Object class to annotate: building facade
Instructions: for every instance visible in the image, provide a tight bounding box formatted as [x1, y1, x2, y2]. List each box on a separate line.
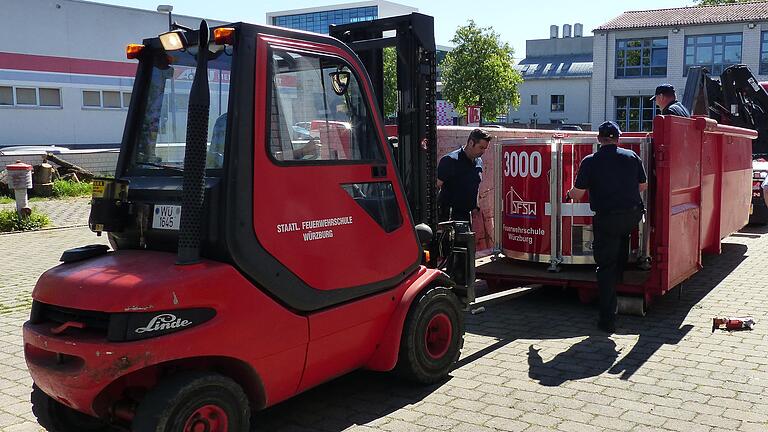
[266, 1, 417, 34]
[508, 25, 593, 129]
[591, 2, 768, 132]
[0, 0, 226, 148]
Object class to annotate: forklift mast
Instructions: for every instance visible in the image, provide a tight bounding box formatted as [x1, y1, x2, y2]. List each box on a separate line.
[683, 64, 768, 155]
[330, 13, 438, 229]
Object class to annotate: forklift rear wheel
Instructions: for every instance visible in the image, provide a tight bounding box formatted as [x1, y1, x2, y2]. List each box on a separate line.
[395, 287, 464, 384]
[31, 384, 111, 432]
[131, 373, 250, 432]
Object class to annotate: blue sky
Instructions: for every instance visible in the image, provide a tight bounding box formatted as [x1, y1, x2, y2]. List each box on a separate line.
[102, 0, 697, 59]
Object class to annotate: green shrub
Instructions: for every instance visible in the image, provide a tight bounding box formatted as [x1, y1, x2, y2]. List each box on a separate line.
[0, 209, 51, 232]
[51, 180, 92, 198]
[0, 196, 12, 204]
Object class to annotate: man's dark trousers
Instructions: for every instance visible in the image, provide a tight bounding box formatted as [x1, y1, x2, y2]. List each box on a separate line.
[592, 209, 643, 326]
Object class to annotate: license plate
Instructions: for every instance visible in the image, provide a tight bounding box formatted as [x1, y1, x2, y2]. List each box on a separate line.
[152, 205, 182, 230]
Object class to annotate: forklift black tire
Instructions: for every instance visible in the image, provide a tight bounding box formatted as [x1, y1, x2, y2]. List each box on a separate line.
[31, 384, 112, 432]
[131, 372, 250, 432]
[395, 287, 464, 384]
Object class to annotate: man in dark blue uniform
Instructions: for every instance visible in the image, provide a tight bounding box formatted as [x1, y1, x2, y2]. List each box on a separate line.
[437, 128, 491, 223]
[567, 121, 648, 333]
[651, 84, 691, 118]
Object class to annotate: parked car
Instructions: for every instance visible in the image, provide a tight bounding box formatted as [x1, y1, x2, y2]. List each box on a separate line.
[557, 125, 583, 131]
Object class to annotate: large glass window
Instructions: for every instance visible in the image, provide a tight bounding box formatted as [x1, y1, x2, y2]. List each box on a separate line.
[130, 45, 232, 172]
[551, 95, 564, 112]
[616, 96, 656, 132]
[684, 33, 742, 76]
[616, 38, 667, 78]
[268, 49, 383, 163]
[271, 6, 378, 34]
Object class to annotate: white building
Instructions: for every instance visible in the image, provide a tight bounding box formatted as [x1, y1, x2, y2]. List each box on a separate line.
[0, 0, 226, 149]
[591, 2, 768, 131]
[509, 24, 593, 129]
[266, 1, 417, 34]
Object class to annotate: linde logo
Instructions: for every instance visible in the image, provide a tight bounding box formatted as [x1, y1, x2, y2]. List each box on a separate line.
[135, 313, 192, 334]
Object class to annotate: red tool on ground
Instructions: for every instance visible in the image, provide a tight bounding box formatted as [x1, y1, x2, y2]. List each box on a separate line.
[712, 316, 756, 332]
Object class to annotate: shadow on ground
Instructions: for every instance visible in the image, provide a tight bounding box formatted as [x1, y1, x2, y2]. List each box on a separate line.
[249, 242, 747, 431]
[466, 242, 747, 384]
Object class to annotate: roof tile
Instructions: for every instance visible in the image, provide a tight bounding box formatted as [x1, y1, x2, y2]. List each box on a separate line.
[595, 1, 768, 31]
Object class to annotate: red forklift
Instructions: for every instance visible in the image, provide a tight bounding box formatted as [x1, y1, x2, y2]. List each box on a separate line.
[24, 15, 476, 431]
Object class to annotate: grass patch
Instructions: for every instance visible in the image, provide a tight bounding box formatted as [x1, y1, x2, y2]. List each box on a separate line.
[0, 196, 12, 204]
[52, 180, 92, 198]
[0, 209, 51, 232]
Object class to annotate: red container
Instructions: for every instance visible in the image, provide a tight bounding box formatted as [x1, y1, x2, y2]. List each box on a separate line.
[479, 115, 755, 306]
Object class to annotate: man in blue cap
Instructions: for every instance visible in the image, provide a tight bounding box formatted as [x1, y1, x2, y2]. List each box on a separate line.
[651, 84, 691, 118]
[567, 121, 648, 333]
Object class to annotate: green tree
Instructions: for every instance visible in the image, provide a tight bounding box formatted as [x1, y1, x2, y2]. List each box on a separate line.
[697, 0, 755, 4]
[383, 47, 397, 118]
[441, 20, 522, 122]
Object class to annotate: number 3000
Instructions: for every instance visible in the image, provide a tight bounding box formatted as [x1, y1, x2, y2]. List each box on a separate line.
[503, 151, 542, 178]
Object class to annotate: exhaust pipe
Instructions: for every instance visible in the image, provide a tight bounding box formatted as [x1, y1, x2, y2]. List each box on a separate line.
[177, 20, 210, 265]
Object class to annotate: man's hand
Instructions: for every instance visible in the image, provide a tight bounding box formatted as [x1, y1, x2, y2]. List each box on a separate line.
[567, 187, 586, 201]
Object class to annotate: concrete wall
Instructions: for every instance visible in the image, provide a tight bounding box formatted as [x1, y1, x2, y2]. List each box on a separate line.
[591, 22, 768, 126]
[526, 36, 593, 57]
[508, 77, 592, 126]
[0, 0, 226, 147]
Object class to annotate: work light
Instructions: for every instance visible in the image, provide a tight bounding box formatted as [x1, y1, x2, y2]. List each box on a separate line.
[159, 29, 188, 51]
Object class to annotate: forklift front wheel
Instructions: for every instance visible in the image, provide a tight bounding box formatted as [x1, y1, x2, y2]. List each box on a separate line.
[31, 384, 111, 432]
[395, 287, 464, 384]
[132, 372, 250, 432]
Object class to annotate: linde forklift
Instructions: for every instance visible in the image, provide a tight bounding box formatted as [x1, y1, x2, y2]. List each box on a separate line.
[683, 64, 768, 224]
[23, 14, 476, 432]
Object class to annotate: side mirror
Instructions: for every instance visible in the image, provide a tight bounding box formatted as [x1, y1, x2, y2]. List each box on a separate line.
[329, 71, 351, 96]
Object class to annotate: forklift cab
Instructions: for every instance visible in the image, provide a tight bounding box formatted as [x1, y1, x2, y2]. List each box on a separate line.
[100, 23, 424, 311]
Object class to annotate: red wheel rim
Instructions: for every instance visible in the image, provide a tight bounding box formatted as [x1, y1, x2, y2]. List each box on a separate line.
[183, 404, 229, 432]
[424, 312, 452, 359]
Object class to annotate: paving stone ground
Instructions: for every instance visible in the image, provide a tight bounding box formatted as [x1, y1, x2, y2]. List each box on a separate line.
[1, 219, 767, 431]
[0, 197, 91, 229]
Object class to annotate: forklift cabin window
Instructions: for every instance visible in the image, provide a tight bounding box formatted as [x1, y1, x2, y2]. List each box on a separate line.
[268, 49, 383, 163]
[129, 46, 232, 173]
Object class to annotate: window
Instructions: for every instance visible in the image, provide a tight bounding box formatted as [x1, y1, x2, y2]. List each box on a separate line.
[761, 32, 768, 75]
[0, 86, 12, 105]
[271, 6, 378, 33]
[530, 94, 538, 105]
[268, 49, 383, 162]
[551, 95, 564, 112]
[684, 33, 742, 76]
[83, 90, 131, 109]
[16, 88, 37, 105]
[0, 87, 61, 107]
[83, 91, 100, 107]
[103, 91, 121, 108]
[616, 96, 656, 132]
[39, 88, 61, 107]
[616, 38, 667, 78]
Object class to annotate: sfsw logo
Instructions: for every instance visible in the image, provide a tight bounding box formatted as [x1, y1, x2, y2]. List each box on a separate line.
[135, 313, 192, 334]
[506, 187, 537, 219]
